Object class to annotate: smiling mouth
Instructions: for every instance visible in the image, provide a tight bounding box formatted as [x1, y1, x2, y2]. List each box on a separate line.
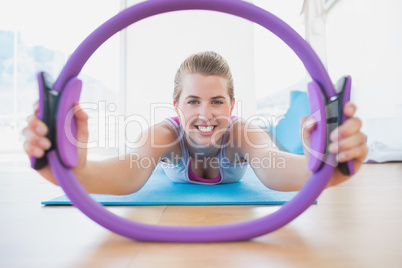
[196, 125, 216, 133]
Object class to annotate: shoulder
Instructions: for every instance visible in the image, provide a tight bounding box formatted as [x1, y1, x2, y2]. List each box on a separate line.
[149, 120, 183, 160]
[147, 120, 180, 147]
[126, 120, 181, 159]
[228, 118, 261, 142]
[230, 117, 270, 135]
[153, 120, 176, 133]
[227, 118, 275, 154]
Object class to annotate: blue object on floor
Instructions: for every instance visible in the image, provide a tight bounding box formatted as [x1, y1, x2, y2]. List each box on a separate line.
[42, 166, 316, 206]
[269, 90, 310, 154]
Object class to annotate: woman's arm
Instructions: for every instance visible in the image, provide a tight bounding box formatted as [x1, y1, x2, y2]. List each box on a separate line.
[79, 122, 177, 195]
[236, 102, 367, 192]
[23, 102, 177, 195]
[235, 121, 312, 191]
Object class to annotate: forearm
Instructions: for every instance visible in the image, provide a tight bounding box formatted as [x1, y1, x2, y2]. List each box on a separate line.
[77, 156, 151, 195]
[256, 151, 354, 191]
[75, 123, 177, 195]
[253, 151, 312, 192]
[238, 122, 315, 191]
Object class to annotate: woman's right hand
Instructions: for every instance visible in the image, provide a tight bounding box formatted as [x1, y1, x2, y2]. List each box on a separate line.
[22, 101, 89, 185]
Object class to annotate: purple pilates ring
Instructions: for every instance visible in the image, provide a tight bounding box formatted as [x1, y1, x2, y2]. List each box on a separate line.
[34, 0, 354, 242]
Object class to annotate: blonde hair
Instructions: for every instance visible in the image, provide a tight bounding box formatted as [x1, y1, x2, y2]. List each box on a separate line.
[173, 51, 234, 103]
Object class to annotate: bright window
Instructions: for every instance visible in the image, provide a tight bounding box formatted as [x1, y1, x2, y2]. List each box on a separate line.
[0, 0, 121, 156]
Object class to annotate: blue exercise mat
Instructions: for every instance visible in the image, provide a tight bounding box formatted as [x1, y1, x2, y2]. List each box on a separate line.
[42, 167, 314, 206]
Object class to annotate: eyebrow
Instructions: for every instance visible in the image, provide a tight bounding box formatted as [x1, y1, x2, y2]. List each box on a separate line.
[185, 95, 226, 100]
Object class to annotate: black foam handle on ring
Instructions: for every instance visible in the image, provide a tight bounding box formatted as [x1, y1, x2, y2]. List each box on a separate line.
[335, 76, 354, 176]
[325, 75, 354, 176]
[307, 75, 355, 176]
[31, 72, 59, 170]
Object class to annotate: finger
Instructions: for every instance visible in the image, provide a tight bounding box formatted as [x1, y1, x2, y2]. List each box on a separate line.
[300, 116, 308, 126]
[330, 117, 362, 141]
[27, 115, 49, 136]
[26, 114, 36, 125]
[23, 140, 45, 158]
[300, 116, 317, 154]
[343, 102, 356, 117]
[21, 126, 35, 139]
[300, 116, 317, 132]
[328, 132, 366, 153]
[73, 103, 89, 142]
[22, 127, 52, 150]
[73, 103, 89, 122]
[337, 143, 368, 163]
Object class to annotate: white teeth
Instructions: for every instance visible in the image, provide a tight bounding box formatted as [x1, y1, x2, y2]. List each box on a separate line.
[197, 126, 214, 133]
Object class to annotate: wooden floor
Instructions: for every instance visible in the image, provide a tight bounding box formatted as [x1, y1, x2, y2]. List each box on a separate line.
[1, 155, 401, 268]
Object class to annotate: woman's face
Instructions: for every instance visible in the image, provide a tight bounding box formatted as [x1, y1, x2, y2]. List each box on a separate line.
[174, 73, 235, 149]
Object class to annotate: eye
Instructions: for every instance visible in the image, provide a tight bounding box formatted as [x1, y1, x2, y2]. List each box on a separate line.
[187, 100, 199, 105]
[212, 100, 223, 105]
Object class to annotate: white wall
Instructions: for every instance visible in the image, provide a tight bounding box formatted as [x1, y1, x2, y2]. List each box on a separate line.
[124, 0, 256, 141]
[253, 0, 307, 98]
[327, 0, 402, 119]
[326, 0, 402, 154]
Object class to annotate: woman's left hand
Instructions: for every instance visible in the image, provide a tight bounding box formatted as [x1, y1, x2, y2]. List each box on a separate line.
[301, 102, 368, 187]
[327, 102, 368, 186]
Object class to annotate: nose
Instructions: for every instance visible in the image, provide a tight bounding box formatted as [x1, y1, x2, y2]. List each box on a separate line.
[198, 103, 213, 121]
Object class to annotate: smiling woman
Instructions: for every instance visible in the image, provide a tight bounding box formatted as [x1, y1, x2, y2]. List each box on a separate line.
[161, 52, 245, 185]
[175, 73, 234, 147]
